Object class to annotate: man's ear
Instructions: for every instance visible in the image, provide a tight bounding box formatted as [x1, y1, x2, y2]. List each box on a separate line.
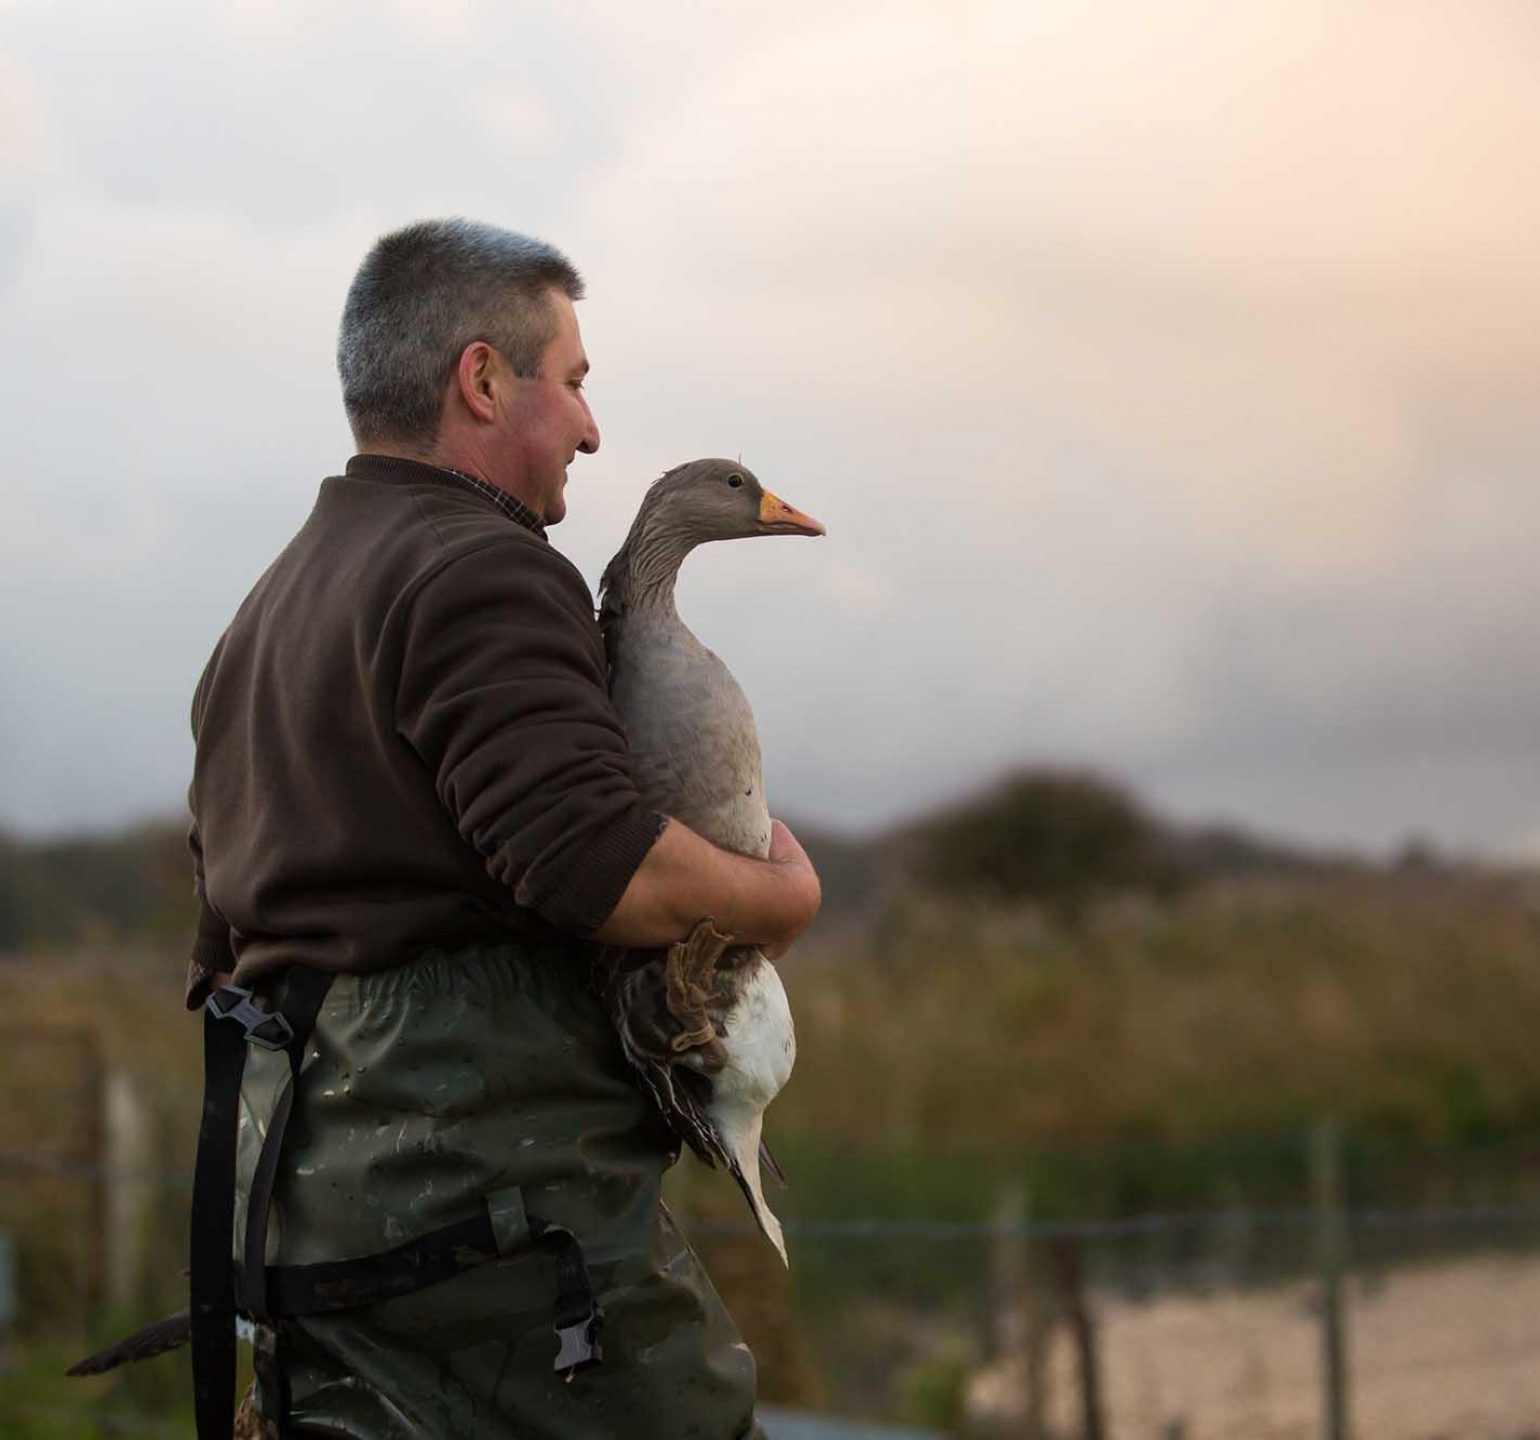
[455, 341, 500, 425]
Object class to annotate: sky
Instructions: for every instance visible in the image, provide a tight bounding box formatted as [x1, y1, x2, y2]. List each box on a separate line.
[1, 0, 1538, 858]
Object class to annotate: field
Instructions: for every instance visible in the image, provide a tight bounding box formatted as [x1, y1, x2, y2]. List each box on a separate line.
[4, 803, 1540, 1434]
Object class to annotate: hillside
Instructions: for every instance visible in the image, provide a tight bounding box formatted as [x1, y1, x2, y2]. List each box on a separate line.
[5, 769, 1536, 1185]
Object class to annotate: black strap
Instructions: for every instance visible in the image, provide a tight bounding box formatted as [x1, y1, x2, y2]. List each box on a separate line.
[250, 1324, 287, 1433]
[238, 1211, 498, 1315]
[539, 1222, 605, 1374]
[189, 994, 249, 1440]
[232, 1209, 603, 1375]
[190, 968, 332, 1440]
[241, 967, 333, 1324]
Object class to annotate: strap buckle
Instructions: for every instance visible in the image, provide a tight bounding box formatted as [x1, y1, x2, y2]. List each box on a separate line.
[533, 1220, 604, 1377]
[553, 1310, 603, 1376]
[206, 985, 294, 1052]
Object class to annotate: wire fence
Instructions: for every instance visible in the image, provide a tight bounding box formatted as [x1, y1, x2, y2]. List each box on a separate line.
[8, 1141, 1540, 1440]
[7, 1040, 1540, 1440]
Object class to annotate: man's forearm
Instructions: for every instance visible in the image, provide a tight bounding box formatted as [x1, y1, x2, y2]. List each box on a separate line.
[591, 817, 820, 951]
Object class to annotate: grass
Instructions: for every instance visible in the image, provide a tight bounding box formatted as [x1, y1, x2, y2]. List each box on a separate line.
[0, 1342, 199, 1439]
[780, 876, 1540, 1169]
[5, 870, 1540, 1424]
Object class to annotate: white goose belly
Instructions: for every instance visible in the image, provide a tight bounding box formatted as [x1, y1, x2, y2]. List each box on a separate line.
[709, 952, 797, 1113]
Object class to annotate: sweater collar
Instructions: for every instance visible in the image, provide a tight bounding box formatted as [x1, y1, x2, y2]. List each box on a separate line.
[345, 453, 547, 539]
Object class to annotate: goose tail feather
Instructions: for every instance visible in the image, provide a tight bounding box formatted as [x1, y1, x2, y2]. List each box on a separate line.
[725, 1112, 788, 1267]
[759, 1137, 787, 1189]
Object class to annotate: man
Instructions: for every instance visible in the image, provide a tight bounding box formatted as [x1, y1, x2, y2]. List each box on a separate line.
[188, 218, 819, 1438]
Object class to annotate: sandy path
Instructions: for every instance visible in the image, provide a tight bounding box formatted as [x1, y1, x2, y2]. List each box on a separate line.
[970, 1250, 1540, 1440]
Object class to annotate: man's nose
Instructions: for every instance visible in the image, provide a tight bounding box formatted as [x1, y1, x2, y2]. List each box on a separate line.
[578, 411, 600, 455]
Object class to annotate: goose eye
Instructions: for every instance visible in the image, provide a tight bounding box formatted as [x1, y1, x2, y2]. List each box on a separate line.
[727, 473, 744, 488]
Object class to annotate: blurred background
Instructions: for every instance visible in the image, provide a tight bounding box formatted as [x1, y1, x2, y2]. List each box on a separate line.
[2, 1, 1538, 1436]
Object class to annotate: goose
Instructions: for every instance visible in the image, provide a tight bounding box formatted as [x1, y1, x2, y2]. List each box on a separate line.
[593, 458, 825, 1266]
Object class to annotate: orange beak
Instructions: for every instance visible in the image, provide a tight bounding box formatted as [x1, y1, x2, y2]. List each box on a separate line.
[757, 489, 826, 536]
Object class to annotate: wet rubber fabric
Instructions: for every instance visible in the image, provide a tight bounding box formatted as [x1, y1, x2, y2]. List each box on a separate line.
[235, 939, 761, 1439]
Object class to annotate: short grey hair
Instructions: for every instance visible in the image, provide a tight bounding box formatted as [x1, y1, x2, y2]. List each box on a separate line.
[337, 218, 584, 447]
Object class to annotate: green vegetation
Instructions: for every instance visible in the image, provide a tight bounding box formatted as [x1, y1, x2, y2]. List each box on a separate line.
[0, 822, 193, 952]
[3, 770, 1539, 1430]
[906, 770, 1193, 918]
[778, 876, 1540, 1213]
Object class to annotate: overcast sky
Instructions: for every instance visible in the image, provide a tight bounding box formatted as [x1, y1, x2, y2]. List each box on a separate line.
[2, 0, 1537, 858]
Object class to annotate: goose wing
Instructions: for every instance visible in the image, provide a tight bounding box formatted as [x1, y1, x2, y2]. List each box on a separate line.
[592, 925, 736, 1170]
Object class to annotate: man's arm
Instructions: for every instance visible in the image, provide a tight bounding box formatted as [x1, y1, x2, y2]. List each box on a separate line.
[394, 537, 818, 949]
[594, 818, 820, 956]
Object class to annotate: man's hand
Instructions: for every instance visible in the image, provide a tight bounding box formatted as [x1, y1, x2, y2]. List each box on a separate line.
[593, 815, 820, 953]
[760, 819, 819, 959]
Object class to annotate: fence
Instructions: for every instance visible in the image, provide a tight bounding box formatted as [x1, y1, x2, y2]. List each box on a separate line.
[8, 1132, 1540, 1440]
[710, 1190, 1540, 1439]
[5, 1017, 1540, 1439]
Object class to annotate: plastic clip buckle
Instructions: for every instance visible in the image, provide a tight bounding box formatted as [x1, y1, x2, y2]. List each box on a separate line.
[206, 985, 294, 1052]
[553, 1311, 603, 1377]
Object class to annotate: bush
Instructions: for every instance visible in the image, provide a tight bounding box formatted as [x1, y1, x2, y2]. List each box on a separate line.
[908, 770, 1192, 918]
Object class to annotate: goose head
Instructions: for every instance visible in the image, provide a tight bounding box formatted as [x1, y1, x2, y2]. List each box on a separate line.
[601, 459, 825, 615]
[631, 458, 825, 549]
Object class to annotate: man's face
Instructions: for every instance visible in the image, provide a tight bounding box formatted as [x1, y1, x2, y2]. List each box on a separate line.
[500, 289, 600, 526]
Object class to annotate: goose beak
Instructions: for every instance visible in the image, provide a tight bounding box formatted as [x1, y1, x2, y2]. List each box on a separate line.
[757, 490, 826, 536]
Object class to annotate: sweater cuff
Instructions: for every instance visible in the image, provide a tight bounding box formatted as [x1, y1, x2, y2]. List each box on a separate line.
[185, 900, 235, 1009]
[526, 806, 668, 938]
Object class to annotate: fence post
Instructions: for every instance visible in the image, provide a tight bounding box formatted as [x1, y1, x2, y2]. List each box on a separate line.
[0, 1228, 16, 1371]
[1022, 1218, 1049, 1440]
[984, 1184, 1051, 1439]
[985, 1183, 1026, 1363]
[79, 1026, 108, 1326]
[1311, 1115, 1350, 1440]
[1050, 1233, 1107, 1440]
[104, 1068, 153, 1314]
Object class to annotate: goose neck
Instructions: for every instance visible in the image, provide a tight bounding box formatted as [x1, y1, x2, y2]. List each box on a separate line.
[617, 525, 694, 613]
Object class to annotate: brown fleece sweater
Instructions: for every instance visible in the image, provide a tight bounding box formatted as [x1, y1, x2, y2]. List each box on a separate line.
[185, 453, 664, 1007]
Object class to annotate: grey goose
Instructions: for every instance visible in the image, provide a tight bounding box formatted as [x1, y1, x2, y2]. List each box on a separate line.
[595, 458, 825, 1264]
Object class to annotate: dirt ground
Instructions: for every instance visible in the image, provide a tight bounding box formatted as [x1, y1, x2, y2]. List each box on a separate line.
[968, 1249, 1540, 1440]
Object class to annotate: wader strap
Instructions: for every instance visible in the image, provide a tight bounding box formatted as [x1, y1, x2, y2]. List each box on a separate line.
[241, 967, 333, 1325]
[237, 1211, 497, 1314]
[190, 987, 250, 1440]
[250, 1323, 287, 1433]
[540, 1222, 606, 1374]
[190, 967, 332, 1440]
[232, 1207, 604, 1376]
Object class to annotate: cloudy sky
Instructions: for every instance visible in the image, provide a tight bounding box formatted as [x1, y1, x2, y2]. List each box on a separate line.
[2, 0, 1537, 858]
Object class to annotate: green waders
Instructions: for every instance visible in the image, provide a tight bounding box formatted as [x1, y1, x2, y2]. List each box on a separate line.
[231, 939, 762, 1439]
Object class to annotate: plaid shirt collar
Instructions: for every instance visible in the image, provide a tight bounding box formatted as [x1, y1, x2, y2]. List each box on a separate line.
[436, 466, 548, 538]
[345, 454, 547, 539]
